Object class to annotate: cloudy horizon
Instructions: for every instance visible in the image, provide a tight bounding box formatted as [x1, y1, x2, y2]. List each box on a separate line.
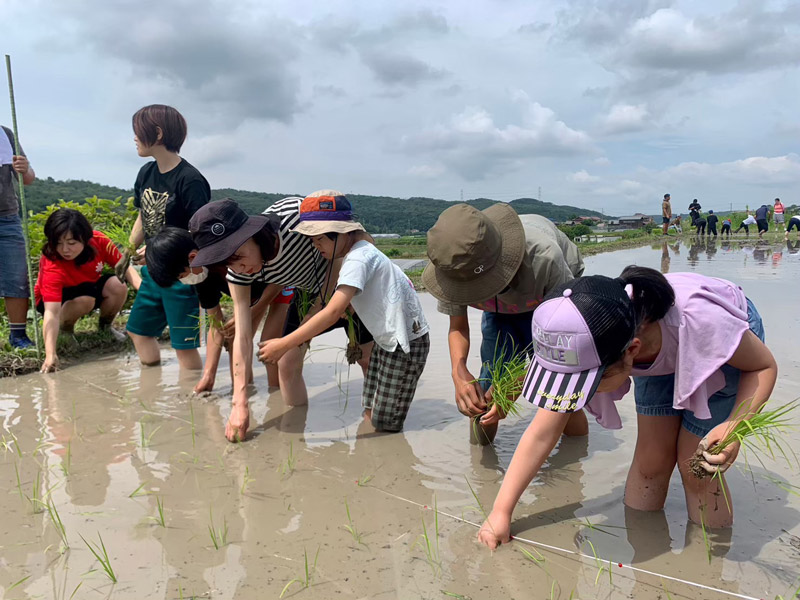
[3, 0, 799, 215]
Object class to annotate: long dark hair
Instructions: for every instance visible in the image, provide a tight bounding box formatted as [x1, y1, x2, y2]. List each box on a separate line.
[618, 265, 675, 326]
[42, 209, 95, 265]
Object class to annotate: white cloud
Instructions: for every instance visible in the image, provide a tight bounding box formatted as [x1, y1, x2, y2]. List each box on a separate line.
[401, 92, 594, 180]
[569, 170, 600, 184]
[603, 103, 651, 134]
[409, 164, 445, 178]
[593, 157, 612, 166]
[663, 154, 800, 185]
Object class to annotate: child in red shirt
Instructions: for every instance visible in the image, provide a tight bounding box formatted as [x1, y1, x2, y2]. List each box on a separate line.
[34, 208, 139, 372]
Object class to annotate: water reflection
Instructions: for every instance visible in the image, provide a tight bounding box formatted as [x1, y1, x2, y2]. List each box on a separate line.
[651, 239, 793, 273]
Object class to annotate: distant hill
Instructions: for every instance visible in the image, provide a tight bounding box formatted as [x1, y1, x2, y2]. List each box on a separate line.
[23, 177, 607, 234]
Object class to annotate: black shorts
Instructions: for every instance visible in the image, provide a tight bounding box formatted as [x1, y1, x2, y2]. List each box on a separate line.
[662, 216, 670, 224]
[757, 219, 769, 232]
[284, 291, 374, 345]
[36, 273, 114, 314]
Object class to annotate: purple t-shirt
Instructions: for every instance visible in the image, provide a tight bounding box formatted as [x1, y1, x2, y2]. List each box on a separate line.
[585, 272, 749, 429]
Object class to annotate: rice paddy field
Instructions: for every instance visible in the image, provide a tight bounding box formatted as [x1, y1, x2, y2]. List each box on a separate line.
[1, 237, 798, 599]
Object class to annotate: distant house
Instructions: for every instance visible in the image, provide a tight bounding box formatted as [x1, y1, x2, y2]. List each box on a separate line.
[372, 233, 401, 239]
[610, 213, 654, 230]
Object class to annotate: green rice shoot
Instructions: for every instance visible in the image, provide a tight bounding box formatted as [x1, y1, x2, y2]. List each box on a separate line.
[80, 533, 117, 583]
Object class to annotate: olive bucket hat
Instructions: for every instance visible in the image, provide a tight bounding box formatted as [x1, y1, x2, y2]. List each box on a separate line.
[422, 203, 526, 305]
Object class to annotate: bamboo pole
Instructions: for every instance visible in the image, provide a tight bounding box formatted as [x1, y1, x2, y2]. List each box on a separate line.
[5, 55, 42, 358]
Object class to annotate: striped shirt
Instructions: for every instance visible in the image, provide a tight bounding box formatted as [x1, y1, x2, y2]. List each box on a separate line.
[226, 197, 327, 292]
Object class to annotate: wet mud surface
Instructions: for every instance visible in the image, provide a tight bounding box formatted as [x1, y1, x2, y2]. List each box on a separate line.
[1, 238, 798, 599]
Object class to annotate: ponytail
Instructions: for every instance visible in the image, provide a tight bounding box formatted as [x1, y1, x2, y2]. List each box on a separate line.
[618, 265, 674, 325]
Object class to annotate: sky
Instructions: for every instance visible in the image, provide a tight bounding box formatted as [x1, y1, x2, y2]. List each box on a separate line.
[3, 0, 800, 216]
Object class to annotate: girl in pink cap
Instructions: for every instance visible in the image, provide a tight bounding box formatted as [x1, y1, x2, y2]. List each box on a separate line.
[478, 266, 776, 549]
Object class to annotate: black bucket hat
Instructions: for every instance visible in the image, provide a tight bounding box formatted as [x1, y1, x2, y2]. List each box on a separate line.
[188, 198, 279, 267]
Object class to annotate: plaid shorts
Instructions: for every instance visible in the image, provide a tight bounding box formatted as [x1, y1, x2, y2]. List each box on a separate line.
[362, 333, 429, 432]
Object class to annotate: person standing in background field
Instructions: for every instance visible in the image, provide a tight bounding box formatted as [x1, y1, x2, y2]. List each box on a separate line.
[0, 125, 36, 349]
[123, 105, 211, 369]
[662, 194, 672, 235]
[773, 198, 785, 232]
[755, 204, 770, 238]
[706, 210, 718, 237]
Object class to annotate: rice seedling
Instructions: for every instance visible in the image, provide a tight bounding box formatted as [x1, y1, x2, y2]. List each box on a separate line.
[7, 575, 31, 592]
[415, 496, 441, 576]
[189, 399, 196, 449]
[46, 498, 69, 550]
[660, 578, 674, 600]
[342, 498, 366, 546]
[59, 440, 72, 477]
[240, 466, 255, 495]
[479, 345, 530, 419]
[280, 546, 320, 598]
[519, 546, 546, 566]
[441, 592, 471, 599]
[208, 509, 228, 550]
[128, 481, 151, 498]
[278, 441, 297, 477]
[7, 430, 23, 457]
[699, 504, 712, 564]
[356, 472, 374, 487]
[689, 398, 799, 480]
[296, 289, 315, 323]
[29, 469, 44, 514]
[575, 517, 625, 538]
[582, 539, 606, 586]
[139, 420, 161, 449]
[150, 496, 166, 528]
[1, 432, 22, 456]
[14, 461, 24, 501]
[69, 582, 83, 600]
[80, 533, 117, 583]
[343, 310, 362, 365]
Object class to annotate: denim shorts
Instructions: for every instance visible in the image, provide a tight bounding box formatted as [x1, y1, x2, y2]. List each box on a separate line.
[0, 214, 30, 298]
[633, 298, 765, 437]
[478, 310, 534, 390]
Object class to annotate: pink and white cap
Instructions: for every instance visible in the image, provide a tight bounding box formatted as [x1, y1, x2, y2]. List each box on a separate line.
[521, 288, 605, 414]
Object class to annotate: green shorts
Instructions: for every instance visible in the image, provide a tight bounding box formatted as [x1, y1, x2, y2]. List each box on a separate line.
[126, 266, 200, 350]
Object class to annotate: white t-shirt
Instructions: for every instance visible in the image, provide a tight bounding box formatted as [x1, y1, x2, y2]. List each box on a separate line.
[742, 215, 757, 225]
[337, 241, 429, 353]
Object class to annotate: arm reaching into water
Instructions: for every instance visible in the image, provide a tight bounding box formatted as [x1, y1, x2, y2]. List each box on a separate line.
[226, 284, 253, 442]
[448, 315, 488, 417]
[478, 408, 572, 549]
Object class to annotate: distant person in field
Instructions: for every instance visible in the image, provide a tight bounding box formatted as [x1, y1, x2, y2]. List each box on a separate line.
[423, 204, 587, 445]
[688, 198, 701, 226]
[662, 193, 672, 235]
[786, 214, 800, 239]
[0, 124, 36, 349]
[144, 226, 295, 393]
[754, 203, 770, 238]
[694, 215, 706, 236]
[123, 104, 211, 369]
[721, 218, 732, 237]
[734, 212, 756, 236]
[706, 210, 718, 237]
[773, 198, 785, 232]
[260, 190, 430, 433]
[35, 209, 140, 372]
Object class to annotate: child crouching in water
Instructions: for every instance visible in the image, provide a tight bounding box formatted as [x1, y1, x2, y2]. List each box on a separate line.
[258, 190, 430, 431]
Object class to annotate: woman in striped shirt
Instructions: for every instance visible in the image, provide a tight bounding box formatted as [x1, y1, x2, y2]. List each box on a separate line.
[188, 197, 374, 442]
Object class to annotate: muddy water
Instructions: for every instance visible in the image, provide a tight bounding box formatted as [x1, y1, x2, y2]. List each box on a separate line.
[1, 238, 798, 600]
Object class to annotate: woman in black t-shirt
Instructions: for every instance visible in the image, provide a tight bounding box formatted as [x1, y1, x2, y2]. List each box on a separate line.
[124, 104, 211, 369]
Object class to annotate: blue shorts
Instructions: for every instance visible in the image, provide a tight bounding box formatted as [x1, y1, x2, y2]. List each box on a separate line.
[0, 214, 29, 298]
[479, 310, 534, 390]
[126, 266, 200, 350]
[633, 298, 765, 437]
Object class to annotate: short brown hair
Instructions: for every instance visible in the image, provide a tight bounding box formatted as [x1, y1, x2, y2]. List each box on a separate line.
[132, 104, 187, 153]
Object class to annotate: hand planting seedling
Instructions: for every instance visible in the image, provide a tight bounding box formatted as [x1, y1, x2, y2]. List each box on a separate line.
[688, 398, 799, 480]
[104, 223, 138, 281]
[343, 310, 361, 365]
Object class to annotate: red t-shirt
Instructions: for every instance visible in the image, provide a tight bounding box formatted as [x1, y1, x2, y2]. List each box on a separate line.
[34, 231, 122, 305]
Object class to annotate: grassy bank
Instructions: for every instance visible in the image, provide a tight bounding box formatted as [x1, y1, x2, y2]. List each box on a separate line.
[0, 314, 130, 377]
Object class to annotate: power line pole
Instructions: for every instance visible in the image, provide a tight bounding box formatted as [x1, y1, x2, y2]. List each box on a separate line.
[538, 186, 542, 201]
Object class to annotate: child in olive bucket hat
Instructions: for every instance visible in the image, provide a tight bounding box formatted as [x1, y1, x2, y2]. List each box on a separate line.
[259, 190, 430, 432]
[422, 203, 586, 444]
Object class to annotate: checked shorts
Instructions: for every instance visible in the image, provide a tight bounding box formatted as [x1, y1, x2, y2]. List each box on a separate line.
[362, 333, 430, 432]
